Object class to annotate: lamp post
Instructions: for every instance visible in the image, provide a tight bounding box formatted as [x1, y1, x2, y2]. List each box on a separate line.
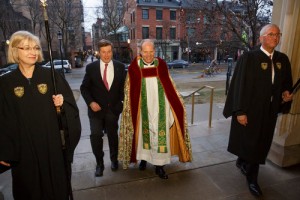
[186, 19, 191, 63]
[1, 40, 9, 64]
[178, 8, 184, 60]
[127, 38, 132, 61]
[186, 17, 200, 63]
[57, 31, 65, 78]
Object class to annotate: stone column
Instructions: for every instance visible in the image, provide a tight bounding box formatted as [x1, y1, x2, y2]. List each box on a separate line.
[268, 0, 300, 167]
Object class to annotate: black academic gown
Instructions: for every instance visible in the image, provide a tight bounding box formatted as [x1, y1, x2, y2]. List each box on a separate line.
[223, 49, 292, 164]
[0, 65, 81, 200]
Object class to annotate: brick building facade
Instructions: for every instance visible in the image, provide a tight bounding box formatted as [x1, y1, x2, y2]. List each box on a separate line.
[124, 0, 183, 61]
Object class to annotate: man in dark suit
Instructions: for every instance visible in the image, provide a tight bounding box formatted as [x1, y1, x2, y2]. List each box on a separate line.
[81, 39, 126, 177]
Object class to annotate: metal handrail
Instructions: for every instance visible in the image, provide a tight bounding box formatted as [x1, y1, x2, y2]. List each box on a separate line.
[183, 85, 215, 127]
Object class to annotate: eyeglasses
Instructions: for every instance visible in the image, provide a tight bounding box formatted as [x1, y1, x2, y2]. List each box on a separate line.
[263, 33, 282, 38]
[16, 46, 41, 51]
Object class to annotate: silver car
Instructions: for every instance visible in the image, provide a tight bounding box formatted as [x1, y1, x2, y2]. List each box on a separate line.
[42, 60, 72, 73]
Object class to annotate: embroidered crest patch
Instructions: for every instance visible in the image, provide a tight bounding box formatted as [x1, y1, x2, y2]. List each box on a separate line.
[14, 87, 24, 98]
[276, 62, 282, 70]
[261, 63, 268, 70]
[37, 84, 47, 94]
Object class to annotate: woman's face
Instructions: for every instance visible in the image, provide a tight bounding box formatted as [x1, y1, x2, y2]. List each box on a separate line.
[16, 40, 40, 67]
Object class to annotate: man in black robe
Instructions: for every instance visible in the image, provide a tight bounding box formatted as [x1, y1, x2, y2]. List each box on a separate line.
[0, 66, 81, 200]
[223, 24, 293, 197]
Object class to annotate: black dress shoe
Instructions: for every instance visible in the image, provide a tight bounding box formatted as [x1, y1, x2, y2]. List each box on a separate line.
[139, 160, 147, 171]
[155, 166, 168, 179]
[95, 165, 104, 177]
[247, 181, 262, 197]
[111, 161, 118, 171]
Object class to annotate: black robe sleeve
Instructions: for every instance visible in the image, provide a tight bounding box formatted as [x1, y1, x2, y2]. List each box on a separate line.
[0, 78, 19, 173]
[277, 52, 293, 113]
[223, 52, 255, 118]
[55, 72, 81, 162]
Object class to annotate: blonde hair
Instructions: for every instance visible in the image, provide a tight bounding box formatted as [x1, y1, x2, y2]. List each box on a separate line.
[7, 30, 44, 63]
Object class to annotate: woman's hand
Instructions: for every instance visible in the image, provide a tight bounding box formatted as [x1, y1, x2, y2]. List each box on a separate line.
[52, 94, 64, 107]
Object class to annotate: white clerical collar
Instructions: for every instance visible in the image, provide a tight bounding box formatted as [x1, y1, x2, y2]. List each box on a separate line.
[260, 46, 274, 59]
[142, 59, 154, 66]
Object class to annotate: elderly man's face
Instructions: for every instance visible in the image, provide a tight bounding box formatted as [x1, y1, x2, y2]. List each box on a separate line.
[141, 42, 155, 64]
[259, 26, 281, 53]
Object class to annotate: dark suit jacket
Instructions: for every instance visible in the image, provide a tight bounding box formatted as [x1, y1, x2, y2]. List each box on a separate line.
[80, 60, 126, 118]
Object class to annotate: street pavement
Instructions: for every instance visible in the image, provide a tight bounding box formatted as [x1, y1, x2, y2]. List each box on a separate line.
[1, 57, 300, 200]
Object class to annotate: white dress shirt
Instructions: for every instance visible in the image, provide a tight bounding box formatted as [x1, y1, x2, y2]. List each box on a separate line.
[100, 60, 114, 88]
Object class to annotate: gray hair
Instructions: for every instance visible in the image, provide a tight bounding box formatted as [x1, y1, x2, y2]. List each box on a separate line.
[140, 39, 155, 51]
[260, 24, 280, 36]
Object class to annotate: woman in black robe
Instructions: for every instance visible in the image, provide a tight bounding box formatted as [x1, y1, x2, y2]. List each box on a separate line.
[0, 31, 81, 199]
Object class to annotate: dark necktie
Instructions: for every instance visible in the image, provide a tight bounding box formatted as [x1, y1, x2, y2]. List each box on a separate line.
[103, 63, 109, 90]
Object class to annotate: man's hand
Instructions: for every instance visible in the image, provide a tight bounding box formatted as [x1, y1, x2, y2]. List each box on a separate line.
[237, 115, 248, 126]
[0, 161, 10, 167]
[90, 102, 101, 112]
[282, 90, 293, 102]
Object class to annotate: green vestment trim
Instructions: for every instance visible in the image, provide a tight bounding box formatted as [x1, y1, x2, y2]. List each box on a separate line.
[141, 60, 151, 149]
[140, 58, 167, 153]
[157, 78, 167, 153]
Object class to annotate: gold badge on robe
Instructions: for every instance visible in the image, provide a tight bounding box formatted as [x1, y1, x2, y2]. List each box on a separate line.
[37, 84, 47, 94]
[14, 87, 24, 98]
[261, 63, 268, 70]
[276, 62, 282, 70]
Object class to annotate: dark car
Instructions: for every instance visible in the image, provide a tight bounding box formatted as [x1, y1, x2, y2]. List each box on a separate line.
[167, 59, 189, 69]
[0, 63, 18, 76]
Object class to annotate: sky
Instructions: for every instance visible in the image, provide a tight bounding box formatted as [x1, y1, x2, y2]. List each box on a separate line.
[82, 0, 103, 32]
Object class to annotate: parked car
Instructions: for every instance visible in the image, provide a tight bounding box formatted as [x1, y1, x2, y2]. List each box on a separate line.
[167, 59, 189, 69]
[42, 60, 72, 73]
[0, 63, 18, 76]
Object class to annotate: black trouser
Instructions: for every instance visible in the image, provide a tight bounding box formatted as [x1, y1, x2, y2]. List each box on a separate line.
[239, 157, 259, 183]
[245, 163, 259, 182]
[89, 109, 119, 166]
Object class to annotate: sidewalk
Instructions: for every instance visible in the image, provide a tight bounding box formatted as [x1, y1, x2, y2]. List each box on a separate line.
[1, 57, 299, 200]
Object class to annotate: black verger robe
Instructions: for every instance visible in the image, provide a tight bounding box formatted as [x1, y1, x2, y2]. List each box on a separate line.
[0, 65, 81, 200]
[223, 49, 292, 164]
